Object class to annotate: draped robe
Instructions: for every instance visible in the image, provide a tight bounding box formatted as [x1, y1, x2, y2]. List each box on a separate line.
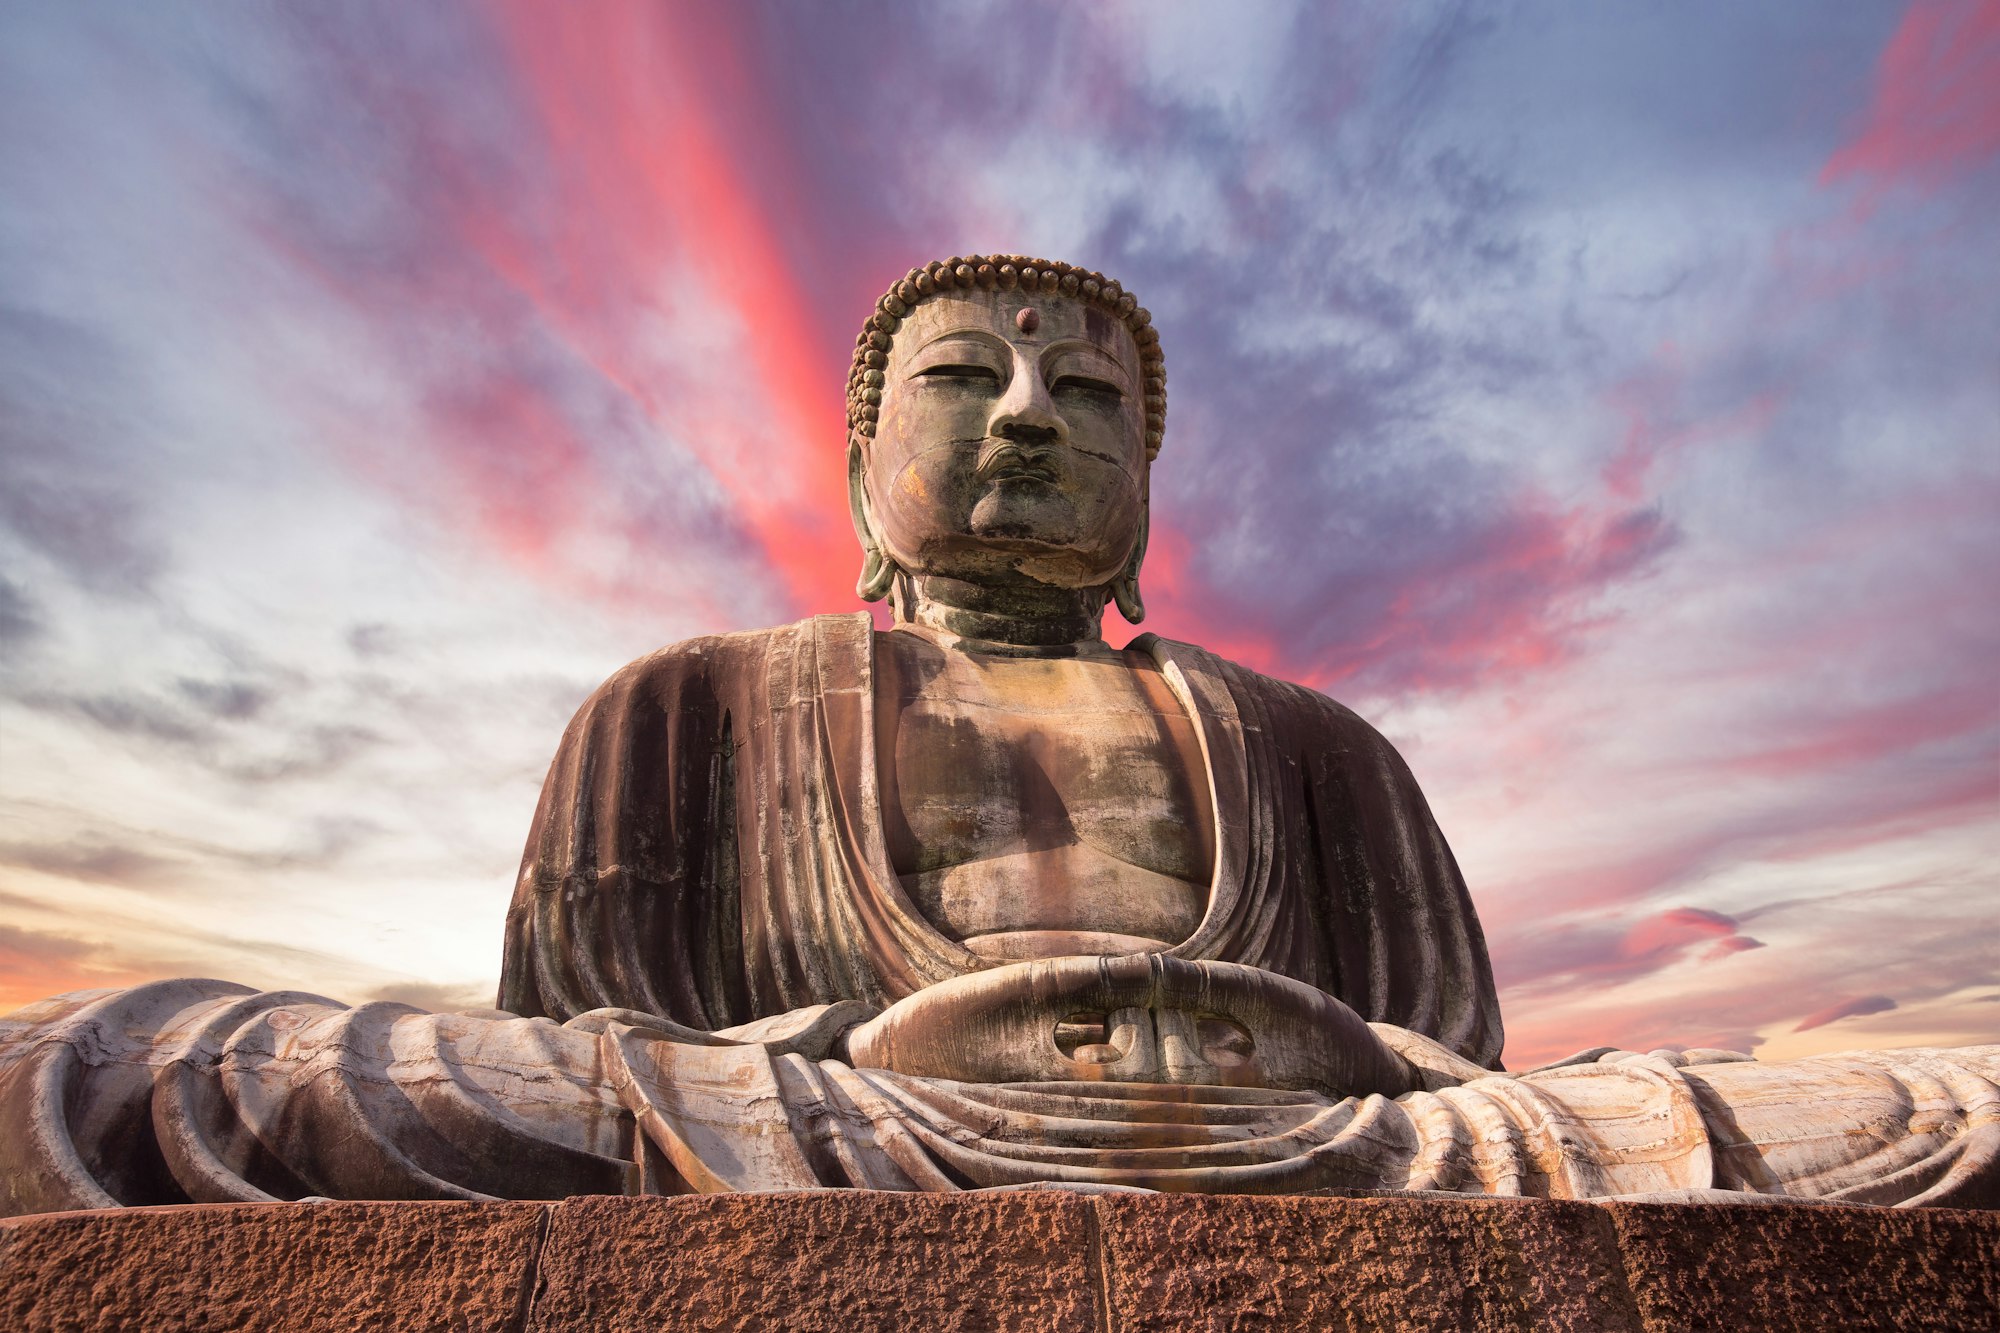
[4, 615, 1996, 1214]
[499, 613, 1503, 1063]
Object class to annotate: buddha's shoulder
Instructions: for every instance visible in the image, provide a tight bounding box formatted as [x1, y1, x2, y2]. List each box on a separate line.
[584, 613, 873, 702]
[1141, 634, 1395, 751]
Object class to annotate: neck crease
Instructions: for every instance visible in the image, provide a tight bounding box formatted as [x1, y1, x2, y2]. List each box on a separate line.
[900, 574, 1105, 648]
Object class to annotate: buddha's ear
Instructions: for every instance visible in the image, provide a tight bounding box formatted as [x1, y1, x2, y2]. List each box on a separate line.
[1109, 503, 1148, 625]
[848, 435, 899, 602]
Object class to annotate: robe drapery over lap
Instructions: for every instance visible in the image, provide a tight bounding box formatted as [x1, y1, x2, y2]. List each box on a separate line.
[5, 980, 1995, 1212]
[498, 614, 1504, 1067]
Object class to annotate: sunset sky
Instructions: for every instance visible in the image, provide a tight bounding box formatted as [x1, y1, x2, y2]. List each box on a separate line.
[1, 1, 1994, 1067]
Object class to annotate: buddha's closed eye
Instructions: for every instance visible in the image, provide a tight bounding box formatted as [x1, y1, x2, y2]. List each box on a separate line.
[1052, 374, 1123, 400]
[917, 363, 1000, 383]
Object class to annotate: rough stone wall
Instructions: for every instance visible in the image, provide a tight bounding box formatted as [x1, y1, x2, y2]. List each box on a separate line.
[2, 1191, 1994, 1332]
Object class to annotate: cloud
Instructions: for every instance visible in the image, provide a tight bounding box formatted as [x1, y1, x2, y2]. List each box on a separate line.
[0, 814, 377, 897]
[1820, 2, 2000, 205]
[0, 923, 163, 1013]
[966, 13, 1692, 698]
[0, 923, 88, 969]
[17, 685, 384, 785]
[40, 692, 206, 746]
[1490, 861, 2000, 1067]
[1794, 993, 1899, 1033]
[365, 979, 498, 1013]
[176, 2, 852, 626]
[345, 623, 400, 659]
[0, 837, 182, 890]
[175, 679, 271, 723]
[0, 576, 38, 647]
[1494, 906, 1764, 998]
[0, 307, 166, 595]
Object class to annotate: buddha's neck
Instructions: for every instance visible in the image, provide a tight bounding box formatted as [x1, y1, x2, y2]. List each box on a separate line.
[900, 575, 1106, 649]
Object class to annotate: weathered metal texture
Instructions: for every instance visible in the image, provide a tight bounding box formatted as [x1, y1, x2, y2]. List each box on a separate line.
[873, 630, 1214, 960]
[495, 614, 1504, 1064]
[853, 284, 1152, 629]
[844, 955, 1422, 1100]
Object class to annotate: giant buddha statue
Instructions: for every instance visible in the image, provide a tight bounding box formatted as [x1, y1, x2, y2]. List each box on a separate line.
[2, 256, 1993, 1215]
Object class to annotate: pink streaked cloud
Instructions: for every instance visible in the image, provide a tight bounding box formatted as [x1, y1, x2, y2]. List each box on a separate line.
[1602, 347, 1789, 504]
[1496, 906, 1766, 1001]
[242, 3, 886, 622]
[1821, 0, 2000, 204]
[481, 0, 861, 611]
[1795, 993, 1898, 1033]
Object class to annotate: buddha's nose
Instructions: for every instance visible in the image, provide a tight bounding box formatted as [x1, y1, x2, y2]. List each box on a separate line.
[988, 364, 1068, 446]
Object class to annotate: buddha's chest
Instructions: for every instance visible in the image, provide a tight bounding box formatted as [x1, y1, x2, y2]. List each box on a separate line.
[873, 633, 1215, 950]
[891, 694, 1208, 857]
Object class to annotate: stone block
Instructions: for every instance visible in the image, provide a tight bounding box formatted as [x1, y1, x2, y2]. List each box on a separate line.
[1094, 1193, 1638, 1332]
[0, 1199, 547, 1333]
[3, 1192, 1998, 1331]
[1606, 1200, 2000, 1331]
[526, 1190, 1101, 1332]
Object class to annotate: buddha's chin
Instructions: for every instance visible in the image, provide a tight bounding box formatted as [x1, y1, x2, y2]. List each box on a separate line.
[968, 483, 1079, 546]
[962, 929, 1175, 961]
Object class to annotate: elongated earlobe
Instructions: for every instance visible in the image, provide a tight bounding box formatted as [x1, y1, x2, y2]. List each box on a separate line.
[848, 436, 900, 602]
[1111, 575, 1145, 625]
[1109, 507, 1149, 624]
[857, 548, 896, 602]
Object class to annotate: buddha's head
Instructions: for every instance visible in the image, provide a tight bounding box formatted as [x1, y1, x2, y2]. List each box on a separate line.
[845, 256, 1165, 625]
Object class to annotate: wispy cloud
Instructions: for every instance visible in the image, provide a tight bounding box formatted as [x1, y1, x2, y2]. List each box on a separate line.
[1820, 1, 2000, 206]
[1495, 907, 1765, 998]
[1795, 993, 1898, 1033]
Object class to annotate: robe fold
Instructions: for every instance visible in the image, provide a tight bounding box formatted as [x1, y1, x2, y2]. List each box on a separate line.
[5, 980, 1994, 1214]
[499, 614, 1504, 1067]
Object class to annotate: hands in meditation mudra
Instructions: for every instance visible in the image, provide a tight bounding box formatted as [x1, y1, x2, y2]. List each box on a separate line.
[3, 256, 1993, 1213]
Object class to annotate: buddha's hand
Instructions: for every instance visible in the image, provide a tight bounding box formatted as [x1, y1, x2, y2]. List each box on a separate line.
[843, 954, 1419, 1099]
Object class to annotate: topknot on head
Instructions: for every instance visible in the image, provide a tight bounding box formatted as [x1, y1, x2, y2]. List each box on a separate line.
[844, 255, 1166, 460]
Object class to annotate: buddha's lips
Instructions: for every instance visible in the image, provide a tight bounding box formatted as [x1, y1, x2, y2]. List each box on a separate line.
[976, 440, 1067, 485]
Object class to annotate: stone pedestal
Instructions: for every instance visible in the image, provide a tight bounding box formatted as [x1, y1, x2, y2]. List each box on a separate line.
[2, 1191, 1993, 1331]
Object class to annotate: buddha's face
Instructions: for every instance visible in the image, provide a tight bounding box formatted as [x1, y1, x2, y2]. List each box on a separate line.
[862, 288, 1147, 590]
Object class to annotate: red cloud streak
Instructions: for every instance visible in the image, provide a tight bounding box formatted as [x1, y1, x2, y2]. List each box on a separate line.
[1822, 1, 2000, 204]
[481, 0, 855, 613]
